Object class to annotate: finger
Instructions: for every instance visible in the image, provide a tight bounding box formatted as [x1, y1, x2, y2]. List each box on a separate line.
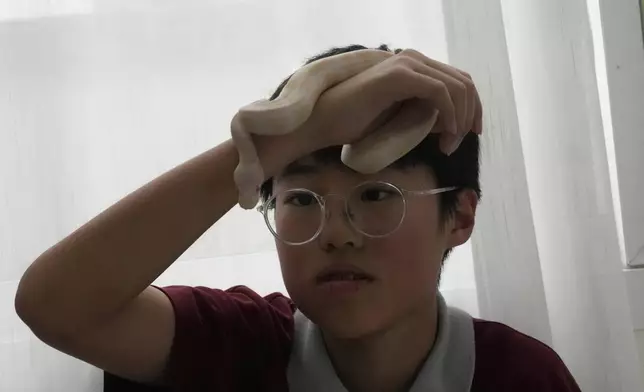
[394, 57, 467, 135]
[385, 67, 459, 136]
[473, 87, 483, 135]
[465, 81, 475, 134]
[362, 101, 405, 136]
[401, 49, 464, 80]
[402, 56, 466, 135]
[241, 49, 392, 134]
[343, 99, 438, 173]
[441, 93, 478, 155]
[401, 50, 479, 134]
[458, 70, 483, 135]
[439, 129, 467, 155]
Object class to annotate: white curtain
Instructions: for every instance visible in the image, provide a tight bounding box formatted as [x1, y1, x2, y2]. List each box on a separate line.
[442, 0, 644, 391]
[0, 1, 641, 391]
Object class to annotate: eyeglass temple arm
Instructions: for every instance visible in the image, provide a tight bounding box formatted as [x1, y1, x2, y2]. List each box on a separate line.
[409, 186, 459, 196]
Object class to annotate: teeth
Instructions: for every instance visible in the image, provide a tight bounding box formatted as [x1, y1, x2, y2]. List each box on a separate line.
[324, 272, 367, 281]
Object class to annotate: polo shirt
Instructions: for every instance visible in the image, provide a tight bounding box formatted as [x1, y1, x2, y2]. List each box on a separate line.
[157, 285, 581, 391]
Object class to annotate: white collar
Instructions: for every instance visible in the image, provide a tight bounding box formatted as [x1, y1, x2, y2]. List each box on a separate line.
[287, 293, 475, 392]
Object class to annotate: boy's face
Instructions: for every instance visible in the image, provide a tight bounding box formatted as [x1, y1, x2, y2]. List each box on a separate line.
[272, 155, 475, 339]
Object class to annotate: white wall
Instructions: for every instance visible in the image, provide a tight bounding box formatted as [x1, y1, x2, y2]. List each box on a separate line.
[1, 2, 478, 390]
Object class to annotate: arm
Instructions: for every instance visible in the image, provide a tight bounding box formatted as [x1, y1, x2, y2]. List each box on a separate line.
[14, 133, 315, 384]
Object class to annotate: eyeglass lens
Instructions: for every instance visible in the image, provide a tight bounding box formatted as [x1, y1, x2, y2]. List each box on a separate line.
[264, 182, 405, 244]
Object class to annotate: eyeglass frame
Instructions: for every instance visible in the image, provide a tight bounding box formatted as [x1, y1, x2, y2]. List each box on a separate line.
[256, 180, 458, 246]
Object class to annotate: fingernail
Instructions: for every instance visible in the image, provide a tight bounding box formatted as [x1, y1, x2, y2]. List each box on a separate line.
[447, 132, 467, 155]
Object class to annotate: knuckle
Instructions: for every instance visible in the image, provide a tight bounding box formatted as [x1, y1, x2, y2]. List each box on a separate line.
[435, 80, 449, 94]
[433, 82, 451, 102]
[453, 81, 467, 95]
[453, 82, 469, 107]
[385, 62, 413, 80]
[371, 65, 410, 98]
[462, 81, 476, 103]
[390, 54, 415, 68]
[399, 48, 422, 57]
[454, 68, 473, 81]
[462, 75, 475, 90]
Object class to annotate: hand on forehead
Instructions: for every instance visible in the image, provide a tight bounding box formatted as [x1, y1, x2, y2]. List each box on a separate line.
[232, 48, 482, 209]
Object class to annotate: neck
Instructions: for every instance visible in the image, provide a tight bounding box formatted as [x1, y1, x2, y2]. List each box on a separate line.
[323, 296, 439, 392]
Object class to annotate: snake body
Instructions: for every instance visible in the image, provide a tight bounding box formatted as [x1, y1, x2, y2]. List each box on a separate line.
[231, 49, 439, 209]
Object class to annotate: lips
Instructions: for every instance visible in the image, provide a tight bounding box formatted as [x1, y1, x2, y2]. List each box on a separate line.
[315, 266, 375, 284]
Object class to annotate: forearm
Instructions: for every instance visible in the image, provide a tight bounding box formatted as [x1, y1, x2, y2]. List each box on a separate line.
[15, 135, 310, 339]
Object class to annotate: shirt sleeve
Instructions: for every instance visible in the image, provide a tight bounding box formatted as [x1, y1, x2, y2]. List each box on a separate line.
[155, 285, 295, 391]
[472, 320, 582, 392]
[518, 347, 581, 392]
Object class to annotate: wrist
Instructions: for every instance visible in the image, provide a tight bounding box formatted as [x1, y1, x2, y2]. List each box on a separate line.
[253, 128, 321, 179]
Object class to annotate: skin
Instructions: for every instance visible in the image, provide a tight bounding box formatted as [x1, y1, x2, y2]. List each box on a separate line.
[274, 158, 478, 392]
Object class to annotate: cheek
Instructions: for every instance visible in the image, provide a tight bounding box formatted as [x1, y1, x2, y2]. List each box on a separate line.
[376, 212, 444, 290]
[276, 243, 313, 293]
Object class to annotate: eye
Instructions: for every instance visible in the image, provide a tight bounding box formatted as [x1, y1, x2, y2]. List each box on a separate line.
[360, 187, 396, 202]
[283, 191, 318, 207]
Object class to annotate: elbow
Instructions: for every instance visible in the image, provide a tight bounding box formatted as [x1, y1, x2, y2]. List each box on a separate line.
[14, 277, 48, 337]
[14, 275, 39, 327]
[14, 274, 70, 345]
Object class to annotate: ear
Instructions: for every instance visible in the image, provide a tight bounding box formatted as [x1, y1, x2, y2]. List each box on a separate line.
[446, 189, 478, 248]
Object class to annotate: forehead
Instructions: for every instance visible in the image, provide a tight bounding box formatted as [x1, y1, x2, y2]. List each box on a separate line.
[274, 152, 436, 190]
[277, 154, 352, 177]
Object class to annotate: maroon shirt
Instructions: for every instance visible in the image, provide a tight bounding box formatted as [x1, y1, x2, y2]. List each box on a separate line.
[157, 285, 581, 391]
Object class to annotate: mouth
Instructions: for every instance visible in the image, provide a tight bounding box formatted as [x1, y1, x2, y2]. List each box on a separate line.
[315, 267, 375, 285]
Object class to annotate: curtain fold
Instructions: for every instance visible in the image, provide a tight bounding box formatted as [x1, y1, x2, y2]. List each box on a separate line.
[444, 0, 644, 391]
[441, 0, 552, 346]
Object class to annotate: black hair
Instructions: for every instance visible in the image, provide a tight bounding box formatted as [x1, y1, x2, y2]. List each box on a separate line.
[259, 44, 481, 260]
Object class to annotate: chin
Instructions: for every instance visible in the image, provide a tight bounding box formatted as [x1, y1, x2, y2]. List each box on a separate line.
[305, 306, 389, 341]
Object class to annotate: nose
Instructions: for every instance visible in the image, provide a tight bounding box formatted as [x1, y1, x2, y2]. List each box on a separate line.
[316, 194, 364, 251]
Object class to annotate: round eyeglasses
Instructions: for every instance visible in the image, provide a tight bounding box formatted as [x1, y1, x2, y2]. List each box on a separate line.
[257, 180, 457, 245]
